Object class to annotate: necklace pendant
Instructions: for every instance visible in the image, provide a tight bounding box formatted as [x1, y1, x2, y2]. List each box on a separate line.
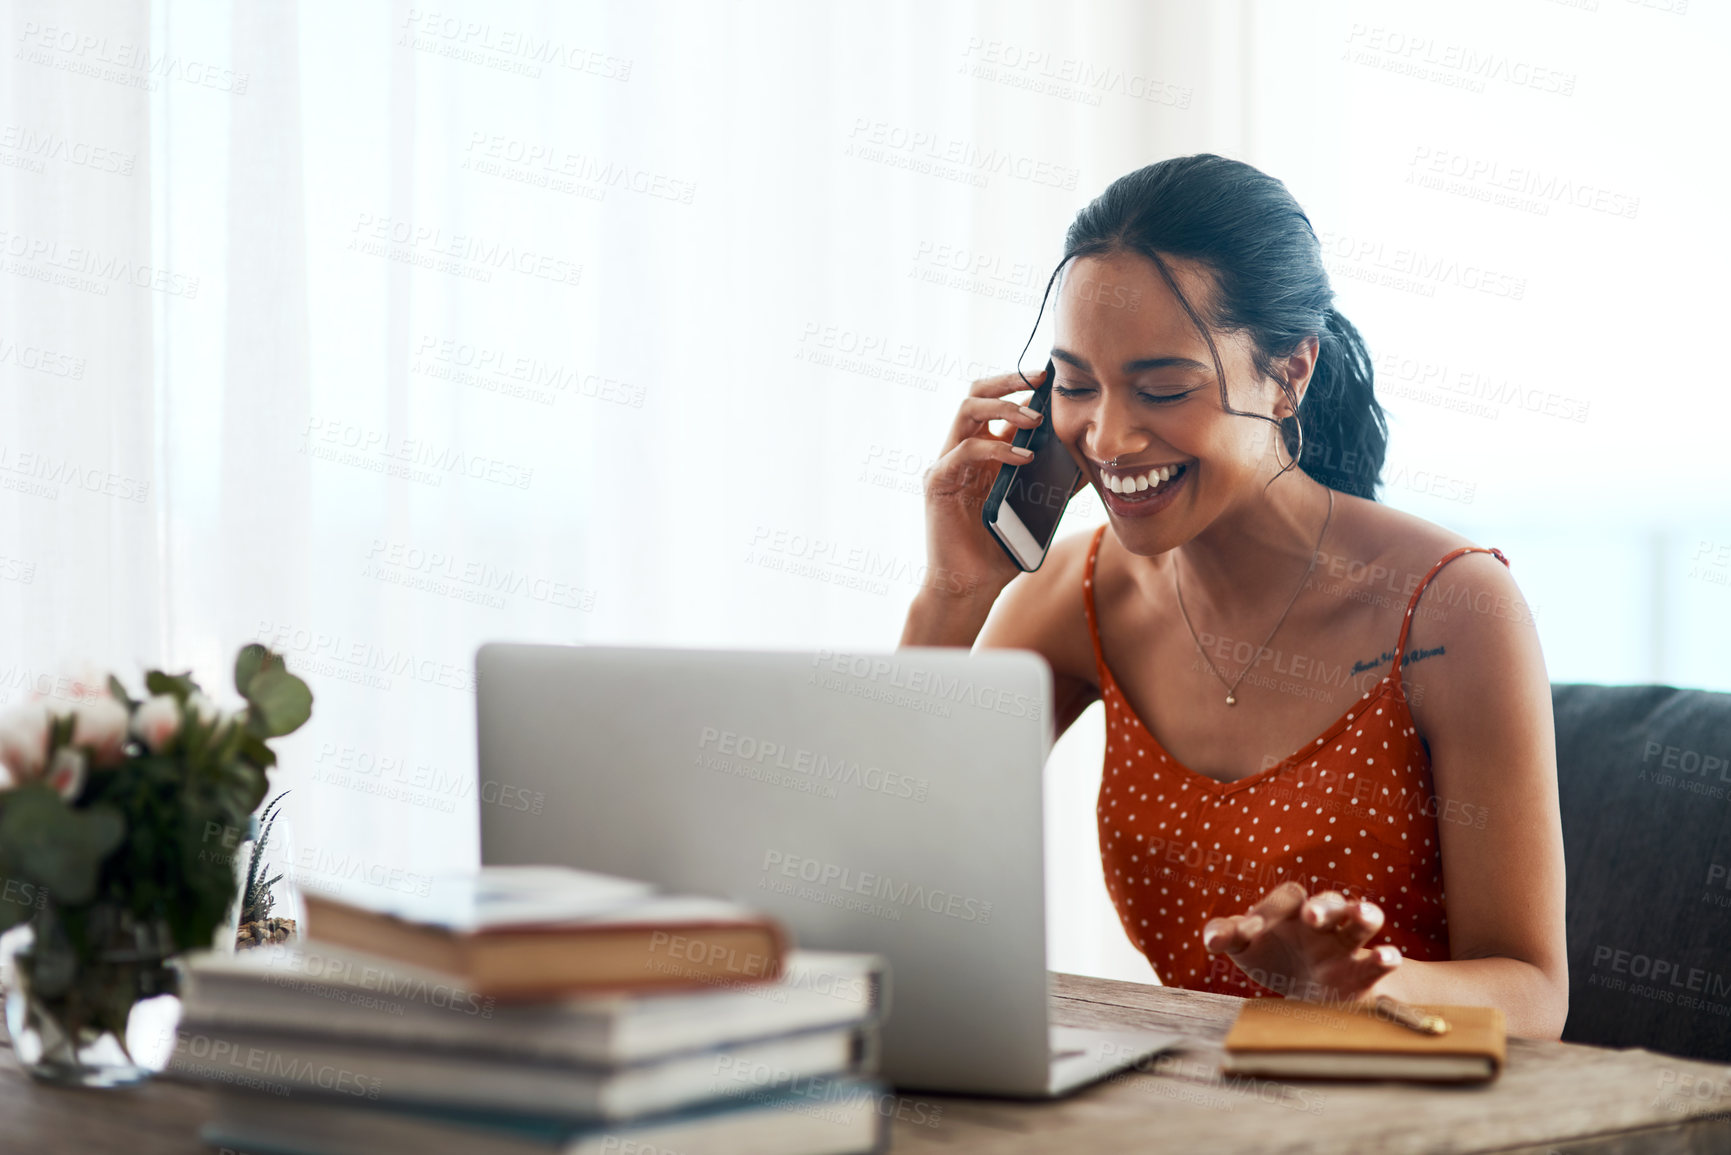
[1225, 694, 1237, 706]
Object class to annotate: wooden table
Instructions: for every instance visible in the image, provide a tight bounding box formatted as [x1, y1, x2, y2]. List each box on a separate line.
[6, 974, 1731, 1154]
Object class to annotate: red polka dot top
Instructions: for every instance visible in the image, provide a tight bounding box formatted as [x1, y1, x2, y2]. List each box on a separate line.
[1082, 524, 1510, 997]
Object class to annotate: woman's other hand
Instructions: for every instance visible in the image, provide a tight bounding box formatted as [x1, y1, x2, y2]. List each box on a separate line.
[1201, 881, 1401, 1003]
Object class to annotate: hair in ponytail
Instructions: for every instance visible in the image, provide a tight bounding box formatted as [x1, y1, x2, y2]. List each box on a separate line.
[1023, 153, 1388, 499]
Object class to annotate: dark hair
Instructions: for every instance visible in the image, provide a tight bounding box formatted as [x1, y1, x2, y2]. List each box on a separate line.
[1021, 153, 1387, 500]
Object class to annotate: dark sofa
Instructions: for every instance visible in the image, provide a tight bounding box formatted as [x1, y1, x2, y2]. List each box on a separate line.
[1553, 683, 1731, 1062]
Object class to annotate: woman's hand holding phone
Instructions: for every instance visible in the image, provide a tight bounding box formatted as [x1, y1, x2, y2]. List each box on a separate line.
[900, 367, 1051, 646]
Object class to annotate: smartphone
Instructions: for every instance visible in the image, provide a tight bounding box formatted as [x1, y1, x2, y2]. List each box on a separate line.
[981, 360, 1084, 572]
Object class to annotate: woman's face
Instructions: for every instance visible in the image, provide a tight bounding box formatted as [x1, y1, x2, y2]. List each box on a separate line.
[1049, 251, 1292, 557]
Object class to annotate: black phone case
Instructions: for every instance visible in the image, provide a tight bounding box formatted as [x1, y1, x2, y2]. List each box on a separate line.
[981, 367, 1081, 572]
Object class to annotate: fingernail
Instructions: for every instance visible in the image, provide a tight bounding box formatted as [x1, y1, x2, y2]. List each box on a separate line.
[1011, 446, 1033, 458]
[1019, 406, 1041, 420]
[1378, 946, 1401, 966]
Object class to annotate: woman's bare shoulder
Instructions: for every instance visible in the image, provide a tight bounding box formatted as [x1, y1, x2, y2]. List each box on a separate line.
[1326, 492, 1531, 663]
[1325, 492, 1482, 594]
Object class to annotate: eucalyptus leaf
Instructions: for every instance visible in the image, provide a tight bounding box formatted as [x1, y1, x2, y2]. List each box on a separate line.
[237, 733, 277, 770]
[244, 669, 312, 738]
[144, 670, 198, 703]
[234, 644, 286, 700]
[106, 675, 135, 710]
[0, 788, 125, 905]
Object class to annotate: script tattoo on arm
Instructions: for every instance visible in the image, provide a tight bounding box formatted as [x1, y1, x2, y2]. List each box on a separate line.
[1347, 644, 1445, 678]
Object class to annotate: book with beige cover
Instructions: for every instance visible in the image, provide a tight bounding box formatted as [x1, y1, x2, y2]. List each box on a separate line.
[1223, 999, 1507, 1083]
[300, 865, 789, 999]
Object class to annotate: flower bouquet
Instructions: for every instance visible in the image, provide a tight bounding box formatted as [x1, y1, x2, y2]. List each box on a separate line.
[0, 644, 311, 1086]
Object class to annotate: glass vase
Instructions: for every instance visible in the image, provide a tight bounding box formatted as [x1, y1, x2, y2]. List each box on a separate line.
[229, 794, 303, 952]
[1, 916, 179, 1088]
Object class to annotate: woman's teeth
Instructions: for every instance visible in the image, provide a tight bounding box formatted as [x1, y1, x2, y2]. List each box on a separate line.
[1103, 463, 1185, 495]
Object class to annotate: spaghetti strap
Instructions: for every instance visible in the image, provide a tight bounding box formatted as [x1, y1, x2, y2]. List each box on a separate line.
[1390, 545, 1510, 678]
[1081, 524, 1110, 676]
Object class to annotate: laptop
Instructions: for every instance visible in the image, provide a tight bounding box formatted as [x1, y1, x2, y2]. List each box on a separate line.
[476, 643, 1180, 1096]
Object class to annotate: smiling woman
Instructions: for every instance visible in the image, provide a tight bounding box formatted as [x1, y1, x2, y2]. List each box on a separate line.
[900, 154, 1569, 1039]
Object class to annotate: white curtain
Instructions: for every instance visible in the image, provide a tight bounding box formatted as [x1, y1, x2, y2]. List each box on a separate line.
[4, 0, 1725, 984]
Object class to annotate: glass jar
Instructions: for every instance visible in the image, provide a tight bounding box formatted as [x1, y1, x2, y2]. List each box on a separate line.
[1, 914, 179, 1087]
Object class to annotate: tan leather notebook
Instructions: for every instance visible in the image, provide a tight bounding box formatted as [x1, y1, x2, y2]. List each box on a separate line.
[1223, 999, 1506, 1083]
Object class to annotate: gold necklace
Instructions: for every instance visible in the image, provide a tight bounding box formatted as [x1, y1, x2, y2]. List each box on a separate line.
[1173, 488, 1334, 707]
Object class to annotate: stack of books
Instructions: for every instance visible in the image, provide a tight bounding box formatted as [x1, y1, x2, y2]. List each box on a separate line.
[168, 866, 890, 1154]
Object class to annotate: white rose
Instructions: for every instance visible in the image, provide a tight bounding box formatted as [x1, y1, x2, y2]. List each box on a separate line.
[46, 746, 87, 801]
[132, 694, 183, 753]
[186, 691, 245, 736]
[72, 695, 130, 768]
[0, 701, 52, 786]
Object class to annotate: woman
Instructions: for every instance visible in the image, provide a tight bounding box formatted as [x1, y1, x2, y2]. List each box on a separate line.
[900, 154, 1568, 1038]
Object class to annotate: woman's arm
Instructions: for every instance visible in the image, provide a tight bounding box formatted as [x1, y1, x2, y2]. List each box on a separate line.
[1367, 549, 1569, 1037]
[903, 530, 1103, 745]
